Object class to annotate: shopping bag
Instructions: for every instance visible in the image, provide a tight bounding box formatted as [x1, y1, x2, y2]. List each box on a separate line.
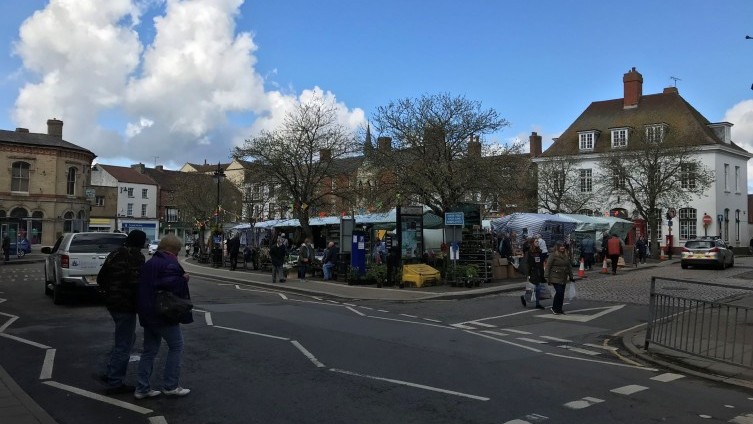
[567, 282, 578, 301]
[529, 288, 537, 303]
[536, 283, 551, 300]
[525, 281, 536, 291]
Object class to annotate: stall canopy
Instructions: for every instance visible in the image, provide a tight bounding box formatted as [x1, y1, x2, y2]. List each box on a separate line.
[556, 213, 633, 239]
[232, 208, 443, 231]
[490, 213, 578, 246]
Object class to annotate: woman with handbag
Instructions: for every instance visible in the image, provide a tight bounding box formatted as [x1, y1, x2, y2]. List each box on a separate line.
[135, 234, 193, 399]
[546, 241, 575, 315]
[520, 238, 546, 309]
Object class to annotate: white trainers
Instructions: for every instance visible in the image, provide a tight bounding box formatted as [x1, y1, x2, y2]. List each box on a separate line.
[162, 387, 191, 396]
[134, 389, 161, 399]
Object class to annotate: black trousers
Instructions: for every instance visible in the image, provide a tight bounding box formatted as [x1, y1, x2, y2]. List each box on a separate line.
[609, 254, 620, 273]
[552, 283, 566, 312]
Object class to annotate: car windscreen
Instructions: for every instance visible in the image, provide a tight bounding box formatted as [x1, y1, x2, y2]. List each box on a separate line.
[685, 241, 712, 249]
[68, 234, 127, 253]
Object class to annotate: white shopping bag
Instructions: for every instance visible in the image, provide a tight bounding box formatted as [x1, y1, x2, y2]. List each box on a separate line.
[567, 282, 578, 301]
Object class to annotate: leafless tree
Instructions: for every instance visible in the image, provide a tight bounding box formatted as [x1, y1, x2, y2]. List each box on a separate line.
[233, 96, 361, 242]
[537, 156, 598, 213]
[168, 172, 243, 235]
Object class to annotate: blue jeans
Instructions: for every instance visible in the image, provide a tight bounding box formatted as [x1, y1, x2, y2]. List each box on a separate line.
[323, 262, 335, 280]
[106, 311, 137, 388]
[137, 325, 184, 392]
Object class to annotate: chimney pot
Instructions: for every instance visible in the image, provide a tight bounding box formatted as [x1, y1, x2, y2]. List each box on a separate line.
[47, 119, 63, 138]
[663, 86, 679, 94]
[155, 165, 163, 171]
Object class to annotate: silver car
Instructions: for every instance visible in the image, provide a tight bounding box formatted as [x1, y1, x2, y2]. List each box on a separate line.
[42, 232, 127, 304]
[680, 238, 735, 270]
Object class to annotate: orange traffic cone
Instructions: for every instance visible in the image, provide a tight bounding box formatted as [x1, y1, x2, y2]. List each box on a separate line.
[578, 258, 586, 278]
[600, 257, 609, 274]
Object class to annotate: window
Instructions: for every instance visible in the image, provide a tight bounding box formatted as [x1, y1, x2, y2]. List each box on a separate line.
[11, 161, 30, 192]
[126, 203, 133, 217]
[95, 196, 105, 207]
[679, 208, 697, 241]
[141, 204, 147, 217]
[579, 169, 592, 193]
[611, 128, 628, 148]
[578, 132, 595, 150]
[735, 209, 740, 242]
[613, 171, 625, 190]
[724, 208, 729, 241]
[645, 124, 666, 143]
[66, 167, 77, 195]
[127, 187, 134, 198]
[166, 207, 179, 222]
[723, 164, 729, 191]
[63, 211, 74, 232]
[142, 188, 148, 199]
[680, 163, 696, 189]
[735, 166, 740, 192]
[268, 184, 276, 198]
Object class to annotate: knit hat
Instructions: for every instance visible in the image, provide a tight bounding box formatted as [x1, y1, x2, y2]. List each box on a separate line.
[124, 230, 147, 248]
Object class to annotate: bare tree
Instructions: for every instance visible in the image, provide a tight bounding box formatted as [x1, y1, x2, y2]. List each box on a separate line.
[368, 93, 518, 216]
[597, 141, 713, 257]
[168, 172, 243, 238]
[233, 97, 361, 242]
[537, 156, 598, 213]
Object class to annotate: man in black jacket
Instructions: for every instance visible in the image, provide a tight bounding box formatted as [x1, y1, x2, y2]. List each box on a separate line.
[227, 233, 241, 270]
[269, 238, 287, 283]
[97, 230, 146, 395]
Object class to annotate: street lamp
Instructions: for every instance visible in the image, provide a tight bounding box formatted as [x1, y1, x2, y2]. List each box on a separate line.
[212, 162, 225, 267]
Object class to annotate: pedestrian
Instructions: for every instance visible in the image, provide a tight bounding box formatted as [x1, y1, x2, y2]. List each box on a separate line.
[600, 233, 610, 264]
[607, 233, 624, 275]
[297, 238, 313, 281]
[498, 232, 513, 260]
[135, 234, 192, 399]
[749, 237, 753, 255]
[269, 238, 287, 283]
[546, 241, 575, 315]
[96, 230, 146, 395]
[227, 233, 241, 271]
[536, 234, 548, 262]
[322, 241, 339, 281]
[635, 236, 647, 264]
[2, 235, 9, 263]
[580, 236, 595, 270]
[521, 238, 545, 309]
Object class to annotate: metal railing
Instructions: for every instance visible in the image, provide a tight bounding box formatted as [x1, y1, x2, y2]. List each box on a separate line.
[645, 277, 753, 369]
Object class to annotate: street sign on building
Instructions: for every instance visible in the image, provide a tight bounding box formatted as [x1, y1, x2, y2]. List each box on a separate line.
[444, 212, 464, 226]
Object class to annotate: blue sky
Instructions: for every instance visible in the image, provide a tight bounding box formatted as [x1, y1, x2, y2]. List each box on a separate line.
[2, 0, 753, 184]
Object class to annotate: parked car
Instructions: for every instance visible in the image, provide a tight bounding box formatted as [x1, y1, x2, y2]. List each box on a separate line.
[148, 239, 160, 255]
[42, 232, 128, 304]
[9, 238, 31, 257]
[681, 238, 734, 269]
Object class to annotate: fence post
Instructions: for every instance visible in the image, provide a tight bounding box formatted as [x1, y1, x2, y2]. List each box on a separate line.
[645, 276, 656, 350]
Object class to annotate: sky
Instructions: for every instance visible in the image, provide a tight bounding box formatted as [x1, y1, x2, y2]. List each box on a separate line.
[2, 0, 753, 188]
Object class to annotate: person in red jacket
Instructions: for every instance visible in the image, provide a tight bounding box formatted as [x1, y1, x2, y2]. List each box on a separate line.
[607, 234, 624, 275]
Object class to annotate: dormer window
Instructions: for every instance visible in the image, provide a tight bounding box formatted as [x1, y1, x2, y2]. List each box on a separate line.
[578, 131, 598, 151]
[645, 124, 667, 143]
[611, 128, 629, 148]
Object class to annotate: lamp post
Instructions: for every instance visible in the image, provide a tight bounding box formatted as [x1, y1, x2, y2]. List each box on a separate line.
[212, 162, 225, 267]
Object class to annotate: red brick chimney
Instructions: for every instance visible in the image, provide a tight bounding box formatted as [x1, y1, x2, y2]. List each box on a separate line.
[623, 67, 643, 109]
[468, 135, 481, 157]
[47, 119, 63, 138]
[377, 136, 392, 151]
[529, 132, 542, 158]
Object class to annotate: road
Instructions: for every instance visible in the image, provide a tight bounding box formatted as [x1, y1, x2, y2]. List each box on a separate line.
[1, 260, 752, 423]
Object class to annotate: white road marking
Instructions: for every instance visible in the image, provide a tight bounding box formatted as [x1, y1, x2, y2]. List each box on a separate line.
[699, 414, 711, 419]
[0, 332, 51, 349]
[148, 417, 169, 424]
[329, 368, 489, 401]
[466, 330, 542, 353]
[278, 293, 288, 300]
[611, 321, 647, 337]
[291, 340, 326, 368]
[557, 345, 601, 356]
[422, 317, 442, 323]
[501, 328, 532, 335]
[214, 325, 290, 341]
[546, 353, 658, 371]
[503, 413, 549, 423]
[517, 337, 548, 344]
[451, 323, 476, 329]
[377, 309, 389, 313]
[359, 306, 374, 310]
[346, 306, 365, 316]
[481, 330, 509, 337]
[343, 303, 356, 307]
[583, 343, 618, 352]
[43, 381, 153, 414]
[610, 384, 649, 395]
[204, 312, 213, 326]
[399, 313, 418, 318]
[39, 349, 55, 380]
[725, 405, 735, 408]
[0, 312, 18, 332]
[730, 414, 753, 424]
[326, 300, 340, 304]
[368, 315, 456, 329]
[540, 336, 572, 343]
[467, 321, 496, 328]
[536, 305, 626, 322]
[564, 396, 605, 409]
[650, 373, 685, 383]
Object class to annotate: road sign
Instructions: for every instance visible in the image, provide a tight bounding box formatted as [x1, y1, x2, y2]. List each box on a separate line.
[667, 220, 673, 227]
[445, 212, 465, 226]
[703, 215, 712, 225]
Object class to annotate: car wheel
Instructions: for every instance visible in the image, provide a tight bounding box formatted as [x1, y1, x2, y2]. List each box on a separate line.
[729, 257, 734, 268]
[718, 260, 725, 270]
[52, 285, 66, 305]
[681, 262, 688, 269]
[17, 251, 25, 258]
[43, 268, 53, 296]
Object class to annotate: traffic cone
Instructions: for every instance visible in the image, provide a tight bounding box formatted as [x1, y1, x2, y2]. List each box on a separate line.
[578, 258, 586, 278]
[660, 248, 666, 261]
[600, 257, 609, 274]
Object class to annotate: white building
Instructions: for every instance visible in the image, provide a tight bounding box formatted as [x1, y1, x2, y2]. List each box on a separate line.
[534, 68, 752, 249]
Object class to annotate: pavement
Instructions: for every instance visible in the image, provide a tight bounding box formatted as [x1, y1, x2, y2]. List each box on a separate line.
[1, 250, 751, 423]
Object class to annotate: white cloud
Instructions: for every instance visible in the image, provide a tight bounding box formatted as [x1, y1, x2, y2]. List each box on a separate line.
[722, 99, 753, 191]
[11, 0, 364, 167]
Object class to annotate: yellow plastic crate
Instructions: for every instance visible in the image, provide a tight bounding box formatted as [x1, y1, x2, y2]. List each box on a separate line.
[401, 264, 441, 288]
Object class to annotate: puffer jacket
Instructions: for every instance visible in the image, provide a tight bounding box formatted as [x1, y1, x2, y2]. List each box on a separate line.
[137, 251, 193, 327]
[98, 246, 145, 313]
[546, 251, 574, 285]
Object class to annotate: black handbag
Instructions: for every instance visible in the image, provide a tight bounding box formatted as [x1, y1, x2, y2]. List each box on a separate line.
[155, 290, 193, 324]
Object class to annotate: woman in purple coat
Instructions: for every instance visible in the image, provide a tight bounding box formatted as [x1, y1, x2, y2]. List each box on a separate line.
[134, 234, 193, 399]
